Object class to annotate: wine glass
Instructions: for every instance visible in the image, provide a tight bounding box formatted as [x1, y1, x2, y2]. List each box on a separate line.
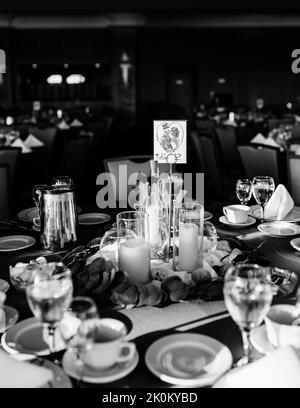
[26, 262, 73, 355]
[60, 296, 99, 382]
[236, 179, 252, 206]
[252, 176, 275, 222]
[223, 264, 273, 367]
[203, 221, 218, 252]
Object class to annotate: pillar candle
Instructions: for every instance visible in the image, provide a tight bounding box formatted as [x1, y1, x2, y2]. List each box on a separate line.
[179, 222, 198, 271]
[118, 238, 150, 283]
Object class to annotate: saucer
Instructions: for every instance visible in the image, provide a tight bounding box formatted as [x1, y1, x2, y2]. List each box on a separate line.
[258, 221, 300, 237]
[219, 215, 256, 229]
[62, 350, 139, 384]
[251, 325, 276, 355]
[145, 333, 232, 387]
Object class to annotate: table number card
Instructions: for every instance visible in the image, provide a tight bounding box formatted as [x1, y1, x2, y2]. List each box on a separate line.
[153, 120, 187, 164]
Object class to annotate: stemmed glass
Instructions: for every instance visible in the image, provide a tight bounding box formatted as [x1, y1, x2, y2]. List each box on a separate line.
[60, 296, 99, 381]
[223, 264, 273, 367]
[26, 262, 73, 355]
[252, 176, 275, 222]
[236, 179, 252, 206]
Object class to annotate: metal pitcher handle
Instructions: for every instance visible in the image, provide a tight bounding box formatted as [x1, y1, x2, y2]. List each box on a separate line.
[33, 184, 49, 207]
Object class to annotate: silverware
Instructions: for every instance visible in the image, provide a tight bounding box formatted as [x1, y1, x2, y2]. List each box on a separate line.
[0, 219, 34, 232]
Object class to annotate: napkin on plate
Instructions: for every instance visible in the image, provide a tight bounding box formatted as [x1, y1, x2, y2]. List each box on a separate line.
[70, 118, 83, 127]
[250, 133, 266, 144]
[213, 346, 300, 388]
[11, 138, 32, 153]
[24, 134, 44, 147]
[57, 120, 70, 130]
[264, 184, 294, 220]
[222, 119, 238, 127]
[263, 137, 280, 148]
[0, 350, 53, 388]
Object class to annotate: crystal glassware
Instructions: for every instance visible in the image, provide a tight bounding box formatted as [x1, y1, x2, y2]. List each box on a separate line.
[203, 221, 218, 252]
[236, 179, 252, 206]
[173, 201, 204, 272]
[223, 264, 273, 367]
[117, 211, 150, 283]
[26, 262, 73, 354]
[252, 176, 275, 222]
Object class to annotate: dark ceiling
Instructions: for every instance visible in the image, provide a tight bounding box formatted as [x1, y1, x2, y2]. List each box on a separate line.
[1, 1, 300, 14]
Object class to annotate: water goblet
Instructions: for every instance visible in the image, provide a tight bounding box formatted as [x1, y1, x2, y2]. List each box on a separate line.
[236, 179, 252, 206]
[252, 176, 275, 222]
[26, 262, 73, 355]
[223, 264, 273, 367]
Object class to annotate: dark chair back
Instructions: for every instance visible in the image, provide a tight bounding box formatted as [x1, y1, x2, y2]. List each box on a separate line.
[237, 144, 283, 184]
[291, 125, 300, 142]
[60, 135, 93, 185]
[190, 131, 205, 172]
[0, 147, 21, 186]
[29, 126, 57, 155]
[287, 155, 300, 205]
[215, 126, 240, 169]
[198, 133, 224, 198]
[0, 165, 10, 218]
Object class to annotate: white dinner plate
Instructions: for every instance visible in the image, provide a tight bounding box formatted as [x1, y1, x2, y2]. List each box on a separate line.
[257, 221, 300, 237]
[78, 213, 112, 226]
[0, 235, 36, 252]
[219, 215, 256, 229]
[251, 205, 300, 223]
[2, 317, 66, 356]
[251, 325, 276, 355]
[145, 333, 232, 387]
[204, 211, 213, 221]
[62, 349, 139, 384]
[18, 206, 82, 222]
[290, 237, 300, 252]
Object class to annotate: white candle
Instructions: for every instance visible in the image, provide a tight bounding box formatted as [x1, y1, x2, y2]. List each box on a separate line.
[146, 205, 161, 248]
[179, 222, 198, 271]
[118, 238, 150, 283]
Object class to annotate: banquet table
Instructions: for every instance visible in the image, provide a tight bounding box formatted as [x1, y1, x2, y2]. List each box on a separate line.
[0, 205, 298, 388]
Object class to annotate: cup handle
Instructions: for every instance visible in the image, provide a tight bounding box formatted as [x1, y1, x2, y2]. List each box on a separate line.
[117, 342, 136, 363]
[223, 207, 228, 217]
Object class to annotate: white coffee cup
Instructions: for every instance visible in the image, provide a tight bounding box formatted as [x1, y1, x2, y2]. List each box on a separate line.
[81, 318, 136, 371]
[223, 204, 250, 224]
[264, 304, 300, 348]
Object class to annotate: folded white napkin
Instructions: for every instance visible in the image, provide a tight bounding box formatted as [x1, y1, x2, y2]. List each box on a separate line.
[251, 133, 266, 144]
[264, 137, 280, 148]
[57, 120, 70, 130]
[214, 346, 300, 388]
[70, 118, 83, 127]
[11, 138, 32, 153]
[290, 144, 300, 155]
[264, 184, 294, 220]
[223, 119, 238, 127]
[24, 134, 44, 147]
[0, 350, 53, 388]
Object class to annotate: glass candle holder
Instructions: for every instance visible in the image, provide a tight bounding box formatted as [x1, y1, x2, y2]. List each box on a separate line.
[117, 211, 150, 283]
[173, 202, 204, 272]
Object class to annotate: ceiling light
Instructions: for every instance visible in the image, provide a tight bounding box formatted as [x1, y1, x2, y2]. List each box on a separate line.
[66, 74, 85, 84]
[47, 74, 63, 84]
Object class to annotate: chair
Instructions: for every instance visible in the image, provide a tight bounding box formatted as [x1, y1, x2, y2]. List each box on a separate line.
[237, 144, 284, 185]
[0, 147, 21, 186]
[291, 125, 300, 142]
[0, 165, 10, 218]
[29, 126, 57, 156]
[60, 135, 93, 187]
[215, 126, 240, 169]
[103, 156, 171, 206]
[287, 155, 300, 205]
[196, 133, 225, 199]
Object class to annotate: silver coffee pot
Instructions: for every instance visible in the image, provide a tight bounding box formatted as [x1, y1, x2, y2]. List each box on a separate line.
[33, 182, 78, 250]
